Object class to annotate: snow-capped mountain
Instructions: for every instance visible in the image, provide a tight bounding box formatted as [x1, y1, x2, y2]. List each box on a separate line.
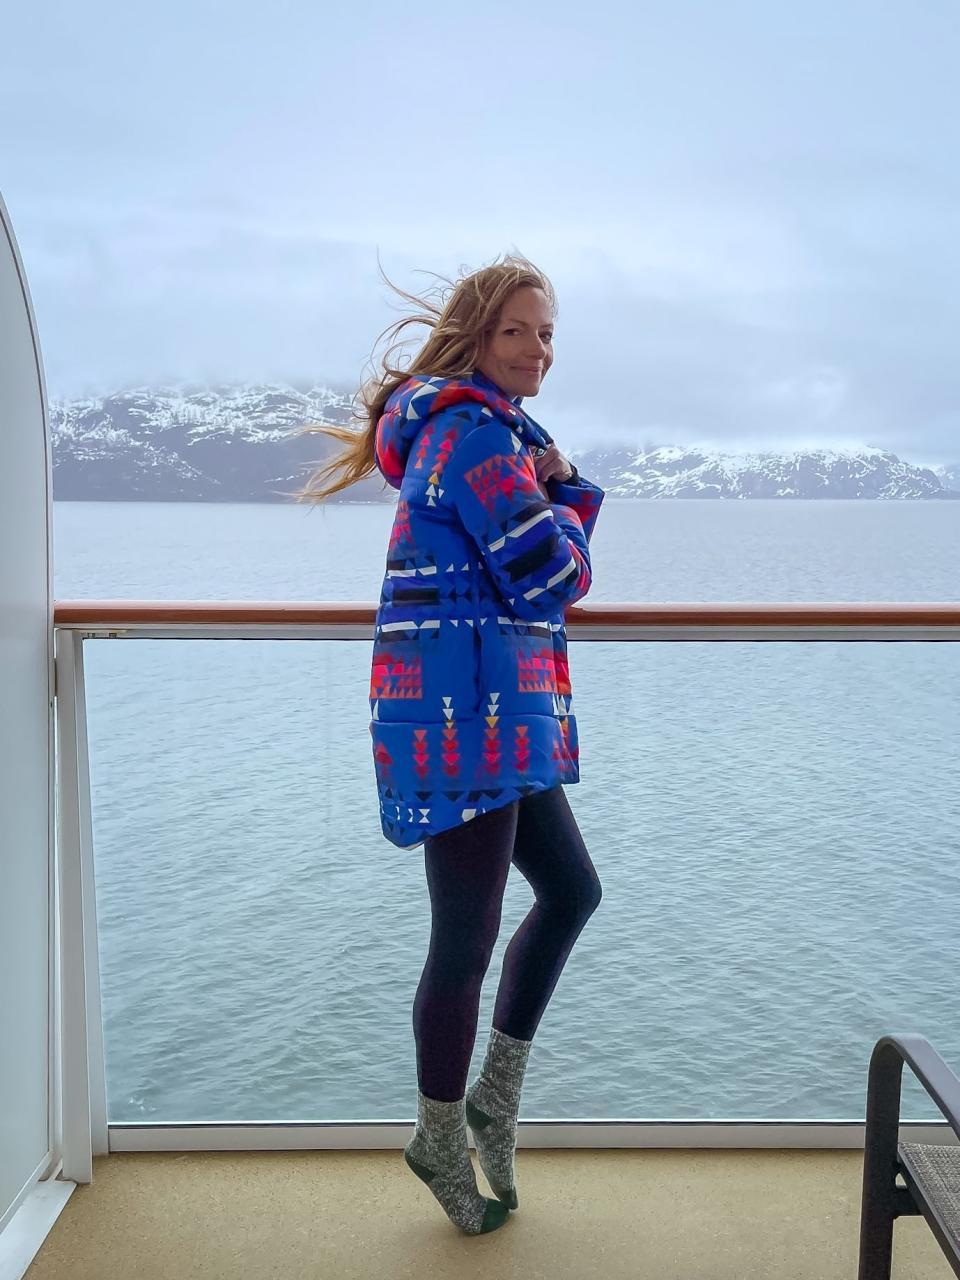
[49, 383, 960, 501]
[50, 382, 386, 503]
[567, 444, 959, 500]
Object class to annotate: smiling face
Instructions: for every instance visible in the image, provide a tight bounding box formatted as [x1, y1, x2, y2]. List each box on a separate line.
[475, 285, 555, 398]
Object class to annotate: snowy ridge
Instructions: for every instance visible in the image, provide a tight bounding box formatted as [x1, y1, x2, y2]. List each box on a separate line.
[49, 382, 960, 502]
[49, 382, 377, 502]
[567, 444, 959, 500]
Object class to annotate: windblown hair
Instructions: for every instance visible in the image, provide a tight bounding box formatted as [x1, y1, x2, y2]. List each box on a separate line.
[285, 252, 556, 506]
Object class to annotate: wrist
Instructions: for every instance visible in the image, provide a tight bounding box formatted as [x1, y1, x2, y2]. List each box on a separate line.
[546, 464, 578, 487]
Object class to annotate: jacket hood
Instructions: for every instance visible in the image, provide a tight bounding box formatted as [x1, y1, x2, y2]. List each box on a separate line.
[374, 367, 554, 490]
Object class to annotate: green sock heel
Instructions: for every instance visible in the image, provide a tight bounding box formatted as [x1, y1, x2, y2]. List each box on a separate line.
[404, 1089, 510, 1235]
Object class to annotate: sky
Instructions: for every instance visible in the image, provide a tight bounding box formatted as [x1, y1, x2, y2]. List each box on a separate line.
[2, 0, 959, 466]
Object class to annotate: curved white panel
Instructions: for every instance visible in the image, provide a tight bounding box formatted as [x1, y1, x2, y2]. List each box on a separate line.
[0, 193, 55, 1228]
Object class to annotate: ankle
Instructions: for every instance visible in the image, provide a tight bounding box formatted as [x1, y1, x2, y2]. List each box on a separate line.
[414, 1090, 467, 1137]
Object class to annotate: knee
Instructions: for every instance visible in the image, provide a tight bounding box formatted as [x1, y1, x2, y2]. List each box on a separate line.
[552, 874, 602, 925]
[462, 934, 499, 979]
[582, 875, 603, 918]
[431, 928, 499, 985]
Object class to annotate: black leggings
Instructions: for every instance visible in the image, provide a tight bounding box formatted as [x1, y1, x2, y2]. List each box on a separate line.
[412, 784, 603, 1102]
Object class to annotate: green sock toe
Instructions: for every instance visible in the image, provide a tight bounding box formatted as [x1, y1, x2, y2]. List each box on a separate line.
[405, 1090, 510, 1235]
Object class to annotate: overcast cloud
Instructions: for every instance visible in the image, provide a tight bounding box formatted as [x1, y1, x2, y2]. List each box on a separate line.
[2, 0, 959, 465]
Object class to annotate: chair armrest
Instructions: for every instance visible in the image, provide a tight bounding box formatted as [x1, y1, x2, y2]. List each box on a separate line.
[869, 1034, 960, 1140]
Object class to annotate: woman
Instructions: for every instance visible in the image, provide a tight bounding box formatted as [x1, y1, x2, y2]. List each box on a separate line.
[294, 254, 605, 1236]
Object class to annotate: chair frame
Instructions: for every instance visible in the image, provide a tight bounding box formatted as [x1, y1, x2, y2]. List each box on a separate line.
[858, 1034, 960, 1278]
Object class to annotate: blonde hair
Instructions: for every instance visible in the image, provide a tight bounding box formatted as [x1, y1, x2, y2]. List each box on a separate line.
[285, 251, 557, 505]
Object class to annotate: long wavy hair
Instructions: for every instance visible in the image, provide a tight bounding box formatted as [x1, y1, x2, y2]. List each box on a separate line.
[285, 252, 557, 506]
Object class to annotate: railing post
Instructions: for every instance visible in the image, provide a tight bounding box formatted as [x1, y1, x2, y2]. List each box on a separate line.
[53, 628, 108, 1181]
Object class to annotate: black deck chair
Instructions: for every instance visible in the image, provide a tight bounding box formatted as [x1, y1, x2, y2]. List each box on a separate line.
[858, 1034, 960, 1278]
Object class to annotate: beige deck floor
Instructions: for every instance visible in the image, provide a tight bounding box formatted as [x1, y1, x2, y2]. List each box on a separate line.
[24, 1148, 954, 1280]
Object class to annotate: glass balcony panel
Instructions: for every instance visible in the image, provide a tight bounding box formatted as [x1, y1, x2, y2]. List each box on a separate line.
[81, 634, 960, 1125]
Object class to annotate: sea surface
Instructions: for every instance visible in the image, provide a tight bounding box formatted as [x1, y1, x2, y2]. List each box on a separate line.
[53, 498, 960, 1124]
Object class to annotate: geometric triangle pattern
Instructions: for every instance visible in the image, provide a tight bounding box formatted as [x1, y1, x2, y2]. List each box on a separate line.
[368, 367, 605, 850]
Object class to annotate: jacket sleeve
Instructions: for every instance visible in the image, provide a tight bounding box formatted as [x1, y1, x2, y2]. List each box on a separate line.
[442, 420, 596, 622]
[544, 463, 605, 543]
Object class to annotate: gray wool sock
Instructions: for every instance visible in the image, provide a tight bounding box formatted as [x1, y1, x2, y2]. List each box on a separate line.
[404, 1090, 510, 1235]
[465, 1026, 533, 1210]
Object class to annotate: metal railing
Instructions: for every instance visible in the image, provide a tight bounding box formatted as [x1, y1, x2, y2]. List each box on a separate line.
[50, 600, 960, 1181]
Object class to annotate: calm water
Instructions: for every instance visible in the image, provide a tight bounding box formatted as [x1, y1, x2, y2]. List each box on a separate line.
[53, 499, 960, 1124]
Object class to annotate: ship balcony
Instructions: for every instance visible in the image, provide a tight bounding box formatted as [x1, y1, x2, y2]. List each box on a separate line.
[7, 599, 960, 1280]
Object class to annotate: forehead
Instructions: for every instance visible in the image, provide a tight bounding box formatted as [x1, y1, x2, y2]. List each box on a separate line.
[502, 287, 554, 325]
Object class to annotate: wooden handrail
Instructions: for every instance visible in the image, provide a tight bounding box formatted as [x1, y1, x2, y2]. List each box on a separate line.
[52, 601, 960, 627]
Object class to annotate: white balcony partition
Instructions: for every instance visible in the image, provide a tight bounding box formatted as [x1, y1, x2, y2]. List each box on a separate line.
[0, 192, 61, 1243]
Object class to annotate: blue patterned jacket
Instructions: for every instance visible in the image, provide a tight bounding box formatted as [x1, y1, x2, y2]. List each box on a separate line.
[368, 366, 605, 849]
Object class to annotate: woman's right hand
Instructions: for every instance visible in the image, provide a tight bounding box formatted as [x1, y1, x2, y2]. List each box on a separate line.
[534, 443, 573, 499]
